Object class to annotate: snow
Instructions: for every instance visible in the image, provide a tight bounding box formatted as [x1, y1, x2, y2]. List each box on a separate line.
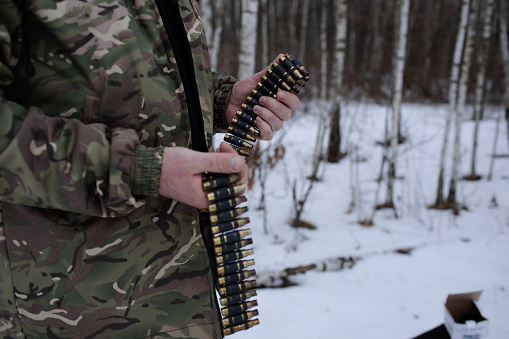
[218, 102, 509, 339]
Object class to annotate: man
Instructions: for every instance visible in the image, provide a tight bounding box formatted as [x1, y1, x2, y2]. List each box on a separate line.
[0, 0, 300, 338]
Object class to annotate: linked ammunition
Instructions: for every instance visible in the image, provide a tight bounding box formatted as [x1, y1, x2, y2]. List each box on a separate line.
[216, 248, 255, 265]
[249, 89, 264, 102]
[279, 56, 304, 81]
[241, 103, 255, 115]
[211, 217, 250, 234]
[266, 70, 294, 93]
[209, 198, 248, 215]
[214, 238, 253, 255]
[245, 95, 260, 107]
[220, 290, 258, 307]
[271, 63, 297, 87]
[227, 126, 257, 142]
[221, 310, 259, 328]
[221, 300, 258, 317]
[256, 82, 277, 98]
[235, 110, 258, 126]
[206, 184, 246, 203]
[222, 319, 260, 336]
[209, 207, 249, 225]
[216, 258, 255, 276]
[285, 52, 310, 78]
[217, 269, 256, 287]
[213, 229, 252, 247]
[224, 134, 254, 150]
[231, 145, 251, 157]
[231, 118, 260, 136]
[218, 279, 257, 296]
[260, 76, 281, 94]
[202, 173, 241, 191]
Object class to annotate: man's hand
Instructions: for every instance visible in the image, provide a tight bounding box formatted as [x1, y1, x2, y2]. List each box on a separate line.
[226, 54, 301, 141]
[159, 142, 248, 209]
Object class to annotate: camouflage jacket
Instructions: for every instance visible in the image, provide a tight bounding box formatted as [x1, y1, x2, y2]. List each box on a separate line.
[0, 0, 236, 337]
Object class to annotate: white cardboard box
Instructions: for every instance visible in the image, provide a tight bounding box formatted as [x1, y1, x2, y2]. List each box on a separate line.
[444, 291, 489, 339]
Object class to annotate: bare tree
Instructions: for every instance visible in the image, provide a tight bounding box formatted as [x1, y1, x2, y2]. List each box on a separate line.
[310, 0, 329, 180]
[238, 0, 259, 79]
[298, 0, 311, 64]
[466, 0, 495, 181]
[447, 0, 479, 211]
[382, 0, 411, 217]
[326, 0, 349, 163]
[499, 0, 509, 151]
[432, 0, 471, 208]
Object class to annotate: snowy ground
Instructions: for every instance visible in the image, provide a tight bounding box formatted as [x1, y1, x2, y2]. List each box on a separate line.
[218, 102, 509, 339]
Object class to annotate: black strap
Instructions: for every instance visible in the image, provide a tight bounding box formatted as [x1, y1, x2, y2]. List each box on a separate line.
[155, 0, 208, 153]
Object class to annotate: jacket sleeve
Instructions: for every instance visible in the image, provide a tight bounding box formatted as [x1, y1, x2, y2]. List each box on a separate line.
[211, 71, 237, 133]
[0, 66, 163, 219]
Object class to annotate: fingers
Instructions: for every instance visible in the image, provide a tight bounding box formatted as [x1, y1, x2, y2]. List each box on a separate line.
[159, 146, 248, 209]
[215, 142, 248, 184]
[253, 91, 300, 140]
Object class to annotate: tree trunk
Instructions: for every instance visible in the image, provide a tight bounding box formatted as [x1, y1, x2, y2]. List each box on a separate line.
[326, 0, 348, 163]
[499, 0, 509, 152]
[238, 0, 259, 80]
[259, 0, 269, 67]
[447, 0, 479, 210]
[209, 0, 226, 71]
[384, 0, 410, 217]
[467, 0, 494, 181]
[433, 0, 470, 208]
[298, 0, 311, 64]
[310, 0, 329, 180]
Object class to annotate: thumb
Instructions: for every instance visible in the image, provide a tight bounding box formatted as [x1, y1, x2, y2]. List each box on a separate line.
[201, 151, 246, 174]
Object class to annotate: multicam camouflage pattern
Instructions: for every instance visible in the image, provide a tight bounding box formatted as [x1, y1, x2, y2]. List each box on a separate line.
[0, 0, 236, 337]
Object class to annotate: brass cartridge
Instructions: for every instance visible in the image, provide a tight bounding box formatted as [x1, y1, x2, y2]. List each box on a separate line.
[217, 269, 256, 287]
[271, 63, 297, 87]
[256, 82, 277, 98]
[219, 290, 257, 307]
[245, 95, 260, 107]
[206, 184, 246, 203]
[214, 238, 253, 255]
[230, 145, 251, 157]
[202, 173, 241, 191]
[285, 52, 310, 78]
[227, 126, 257, 142]
[216, 248, 255, 265]
[260, 76, 281, 94]
[241, 103, 255, 115]
[235, 110, 257, 126]
[221, 300, 258, 317]
[225, 133, 254, 150]
[209, 207, 249, 225]
[209, 198, 248, 215]
[249, 89, 264, 101]
[266, 69, 294, 93]
[221, 310, 259, 328]
[211, 217, 250, 234]
[231, 118, 260, 136]
[218, 279, 257, 296]
[279, 56, 304, 81]
[223, 319, 260, 336]
[213, 229, 252, 247]
[216, 258, 255, 276]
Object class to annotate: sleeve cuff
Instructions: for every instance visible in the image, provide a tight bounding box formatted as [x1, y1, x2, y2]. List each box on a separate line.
[131, 145, 164, 196]
[213, 74, 238, 132]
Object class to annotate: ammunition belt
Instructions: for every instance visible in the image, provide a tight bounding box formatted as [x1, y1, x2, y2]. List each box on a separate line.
[201, 53, 309, 336]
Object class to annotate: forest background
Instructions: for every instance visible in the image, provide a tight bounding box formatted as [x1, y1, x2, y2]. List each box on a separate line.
[199, 0, 509, 338]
